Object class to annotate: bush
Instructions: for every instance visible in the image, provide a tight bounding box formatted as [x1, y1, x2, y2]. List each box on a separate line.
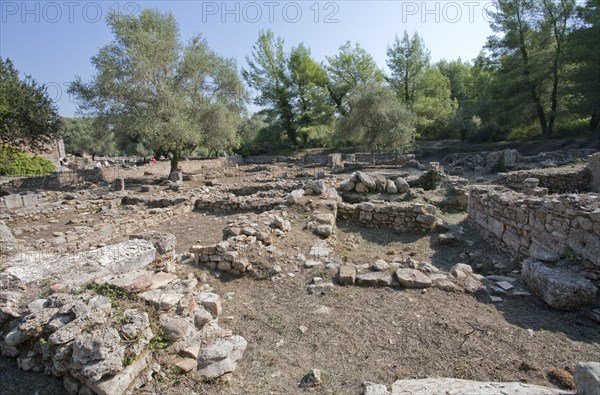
[0, 145, 56, 176]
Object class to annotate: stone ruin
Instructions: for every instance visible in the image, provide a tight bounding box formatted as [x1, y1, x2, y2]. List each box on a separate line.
[1, 150, 599, 394]
[0, 234, 247, 394]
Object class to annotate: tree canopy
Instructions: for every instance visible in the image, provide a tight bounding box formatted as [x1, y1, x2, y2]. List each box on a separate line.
[0, 58, 62, 151]
[70, 9, 245, 172]
[338, 83, 415, 160]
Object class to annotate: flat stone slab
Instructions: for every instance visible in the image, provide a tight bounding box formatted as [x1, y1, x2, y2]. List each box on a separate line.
[2, 240, 156, 285]
[86, 351, 152, 395]
[308, 241, 330, 258]
[521, 258, 597, 310]
[356, 272, 393, 287]
[574, 362, 600, 395]
[395, 269, 432, 289]
[105, 270, 154, 293]
[390, 378, 573, 395]
[148, 272, 179, 290]
[139, 290, 183, 310]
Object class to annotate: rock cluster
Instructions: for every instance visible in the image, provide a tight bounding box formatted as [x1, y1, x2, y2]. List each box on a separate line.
[304, 199, 338, 239]
[191, 209, 292, 276]
[468, 185, 600, 265]
[443, 148, 594, 175]
[195, 192, 286, 212]
[338, 202, 439, 232]
[1, 236, 246, 394]
[334, 259, 486, 294]
[1, 189, 194, 255]
[338, 171, 411, 195]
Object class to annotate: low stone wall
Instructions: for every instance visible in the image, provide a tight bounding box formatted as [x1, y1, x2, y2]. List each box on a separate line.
[467, 185, 600, 267]
[242, 156, 293, 165]
[301, 154, 329, 166]
[0, 192, 43, 210]
[337, 202, 439, 232]
[444, 148, 596, 174]
[194, 193, 286, 212]
[590, 153, 600, 193]
[497, 164, 591, 194]
[0, 169, 108, 192]
[0, 158, 233, 193]
[345, 153, 416, 165]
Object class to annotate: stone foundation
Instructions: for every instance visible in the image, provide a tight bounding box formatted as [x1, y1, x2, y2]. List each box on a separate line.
[589, 152, 600, 193]
[467, 185, 600, 268]
[194, 193, 286, 212]
[338, 202, 439, 232]
[497, 164, 591, 194]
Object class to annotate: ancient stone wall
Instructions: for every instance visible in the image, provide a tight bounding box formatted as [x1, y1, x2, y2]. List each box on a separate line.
[194, 193, 286, 212]
[497, 164, 591, 194]
[589, 153, 600, 193]
[444, 149, 596, 174]
[242, 156, 293, 165]
[467, 185, 600, 267]
[344, 153, 416, 164]
[0, 192, 42, 210]
[301, 154, 329, 166]
[337, 202, 438, 232]
[0, 158, 233, 192]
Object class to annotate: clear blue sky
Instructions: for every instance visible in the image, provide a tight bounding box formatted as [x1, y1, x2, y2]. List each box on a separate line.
[1, 1, 494, 117]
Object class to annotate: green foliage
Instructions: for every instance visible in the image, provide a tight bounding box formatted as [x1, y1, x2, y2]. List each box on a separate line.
[70, 9, 245, 173]
[326, 41, 385, 115]
[337, 83, 415, 158]
[562, 246, 577, 261]
[61, 117, 117, 157]
[147, 314, 169, 351]
[386, 31, 430, 108]
[288, 44, 335, 134]
[0, 58, 62, 151]
[86, 282, 136, 307]
[236, 113, 268, 156]
[243, 30, 334, 148]
[420, 169, 443, 191]
[564, 0, 600, 131]
[413, 67, 457, 138]
[486, 0, 576, 136]
[0, 145, 55, 176]
[298, 125, 333, 148]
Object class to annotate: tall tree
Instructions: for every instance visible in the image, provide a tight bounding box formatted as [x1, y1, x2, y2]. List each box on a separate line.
[243, 31, 335, 147]
[288, 44, 335, 146]
[386, 31, 430, 109]
[70, 9, 245, 173]
[565, 0, 600, 131]
[242, 30, 294, 143]
[61, 117, 117, 158]
[540, 0, 576, 133]
[413, 67, 457, 138]
[487, 0, 575, 136]
[338, 83, 415, 161]
[0, 58, 62, 151]
[436, 58, 472, 103]
[326, 41, 385, 115]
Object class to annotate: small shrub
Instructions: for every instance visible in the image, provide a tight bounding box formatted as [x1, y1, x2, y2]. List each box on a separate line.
[0, 145, 55, 176]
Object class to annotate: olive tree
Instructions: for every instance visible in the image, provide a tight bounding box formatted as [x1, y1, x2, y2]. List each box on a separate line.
[70, 9, 245, 173]
[338, 83, 415, 161]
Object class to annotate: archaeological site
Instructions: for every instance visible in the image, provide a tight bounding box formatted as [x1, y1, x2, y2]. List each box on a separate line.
[1, 148, 599, 395]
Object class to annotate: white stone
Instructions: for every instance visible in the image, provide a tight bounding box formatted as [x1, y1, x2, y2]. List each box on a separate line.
[574, 362, 600, 395]
[391, 377, 572, 395]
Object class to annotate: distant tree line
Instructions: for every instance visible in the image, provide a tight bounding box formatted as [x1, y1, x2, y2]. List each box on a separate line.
[2, 0, 598, 174]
